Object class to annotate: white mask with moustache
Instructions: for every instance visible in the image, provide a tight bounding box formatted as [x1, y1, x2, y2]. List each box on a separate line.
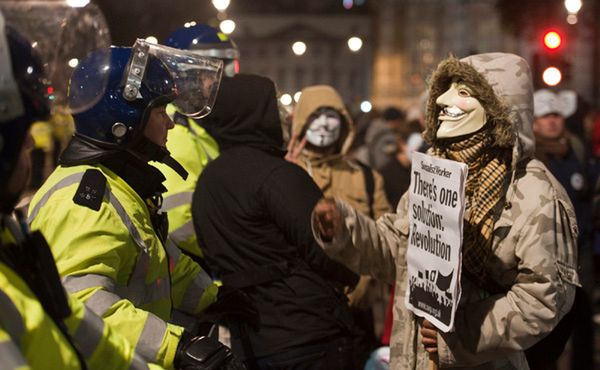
[305, 110, 342, 147]
[436, 82, 486, 138]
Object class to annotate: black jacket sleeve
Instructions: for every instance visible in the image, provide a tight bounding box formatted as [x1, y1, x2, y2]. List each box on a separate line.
[259, 162, 359, 287]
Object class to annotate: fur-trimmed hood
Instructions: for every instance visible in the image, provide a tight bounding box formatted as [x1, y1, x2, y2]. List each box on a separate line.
[424, 53, 535, 165]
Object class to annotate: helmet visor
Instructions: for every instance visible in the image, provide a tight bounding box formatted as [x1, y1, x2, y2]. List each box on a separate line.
[130, 39, 223, 119]
[0, 0, 111, 115]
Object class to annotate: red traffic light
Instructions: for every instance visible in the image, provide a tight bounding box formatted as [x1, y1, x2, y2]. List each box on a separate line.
[543, 30, 562, 50]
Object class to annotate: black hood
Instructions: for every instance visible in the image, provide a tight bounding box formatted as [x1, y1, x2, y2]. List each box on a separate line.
[202, 74, 284, 155]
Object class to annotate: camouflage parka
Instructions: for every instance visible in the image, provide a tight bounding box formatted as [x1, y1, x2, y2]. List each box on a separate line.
[313, 53, 580, 369]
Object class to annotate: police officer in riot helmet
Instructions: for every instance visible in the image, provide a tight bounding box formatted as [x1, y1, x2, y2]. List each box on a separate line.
[27, 36, 244, 369]
[0, 2, 171, 369]
[166, 24, 240, 78]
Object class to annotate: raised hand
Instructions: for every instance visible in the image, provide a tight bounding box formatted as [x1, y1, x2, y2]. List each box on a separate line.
[284, 135, 308, 163]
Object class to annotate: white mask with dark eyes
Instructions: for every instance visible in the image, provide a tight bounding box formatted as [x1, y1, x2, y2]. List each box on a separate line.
[305, 111, 342, 147]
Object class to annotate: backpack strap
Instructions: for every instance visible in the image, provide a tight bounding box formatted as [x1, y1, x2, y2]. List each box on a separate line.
[356, 161, 375, 219]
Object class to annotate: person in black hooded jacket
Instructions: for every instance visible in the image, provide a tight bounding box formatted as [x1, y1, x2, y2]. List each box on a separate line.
[192, 74, 363, 370]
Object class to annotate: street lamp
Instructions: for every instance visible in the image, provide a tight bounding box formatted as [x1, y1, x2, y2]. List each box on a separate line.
[292, 41, 307, 56]
[565, 0, 582, 23]
[280, 94, 292, 106]
[564, 0, 582, 14]
[294, 91, 302, 103]
[347, 36, 363, 52]
[219, 19, 236, 35]
[360, 101, 372, 113]
[66, 0, 89, 7]
[212, 0, 231, 12]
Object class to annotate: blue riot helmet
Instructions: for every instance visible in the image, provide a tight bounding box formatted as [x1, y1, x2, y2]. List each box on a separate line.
[66, 39, 223, 177]
[69, 47, 174, 147]
[165, 24, 240, 77]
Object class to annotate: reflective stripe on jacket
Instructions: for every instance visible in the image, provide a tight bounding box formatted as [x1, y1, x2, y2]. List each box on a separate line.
[0, 261, 81, 369]
[2, 214, 164, 370]
[0, 329, 30, 370]
[64, 294, 164, 370]
[28, 164, 212, 369]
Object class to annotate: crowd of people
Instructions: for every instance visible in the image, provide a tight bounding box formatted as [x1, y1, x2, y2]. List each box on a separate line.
[1, 1, 598, 370]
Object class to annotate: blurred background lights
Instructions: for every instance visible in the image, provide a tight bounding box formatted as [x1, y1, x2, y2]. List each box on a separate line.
[219, 19, 236, 34]
[347, 36, 363, 52]
[543, 67, 562, 86]
[68, 58, 79, 68]
[564, 0, 582, 14]
[212, 0, 231, 12]
[66, 0, 89, 7]
[360, 100, 372, 113]
[343, 0, 353, 10]
[294, 91, 302, 102]
[292, 41, 307, 56]
[280, 93, 293, 106]
[543, 31, 562, 50]
[145, 36, 158, 44]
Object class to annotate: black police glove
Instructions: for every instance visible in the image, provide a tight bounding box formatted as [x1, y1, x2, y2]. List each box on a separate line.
[175, 332, 246, 370]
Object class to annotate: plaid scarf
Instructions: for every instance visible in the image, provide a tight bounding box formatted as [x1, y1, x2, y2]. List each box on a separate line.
[433, 131, 511, 292]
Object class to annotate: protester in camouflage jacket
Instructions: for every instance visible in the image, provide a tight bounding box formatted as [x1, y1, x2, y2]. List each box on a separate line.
[312, 53, 580, 369]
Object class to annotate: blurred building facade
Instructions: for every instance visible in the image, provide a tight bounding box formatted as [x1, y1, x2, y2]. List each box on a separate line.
[371, 0, 519, 108]
[97, 0, 599, 110]
[370, 0, 597, 108]
[234, 14, 372, 112]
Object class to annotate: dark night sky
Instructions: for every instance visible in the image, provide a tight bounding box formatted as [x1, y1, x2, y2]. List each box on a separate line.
[94, 0, 371, 46]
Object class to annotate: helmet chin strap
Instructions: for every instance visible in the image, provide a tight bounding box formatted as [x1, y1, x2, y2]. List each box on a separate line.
[161, 154, 188, 180]
[130, 136, 188, 180]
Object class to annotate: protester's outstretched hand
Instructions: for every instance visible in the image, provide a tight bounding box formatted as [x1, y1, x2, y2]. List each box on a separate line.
[313, 198, 342, 242]
[284, 135, 307, 163]
[346, 275, 374, 310]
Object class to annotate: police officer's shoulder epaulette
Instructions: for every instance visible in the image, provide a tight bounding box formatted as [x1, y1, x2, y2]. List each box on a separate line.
[72, 169, 106, 211]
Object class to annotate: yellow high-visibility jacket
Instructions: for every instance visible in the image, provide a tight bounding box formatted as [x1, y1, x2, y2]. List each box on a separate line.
[0, 327, 30, 370]
[1, 214, 164, 370]
[28, 164, 218, 369]
[153, 104, 219, 259]
[0, 260, 81, 370]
